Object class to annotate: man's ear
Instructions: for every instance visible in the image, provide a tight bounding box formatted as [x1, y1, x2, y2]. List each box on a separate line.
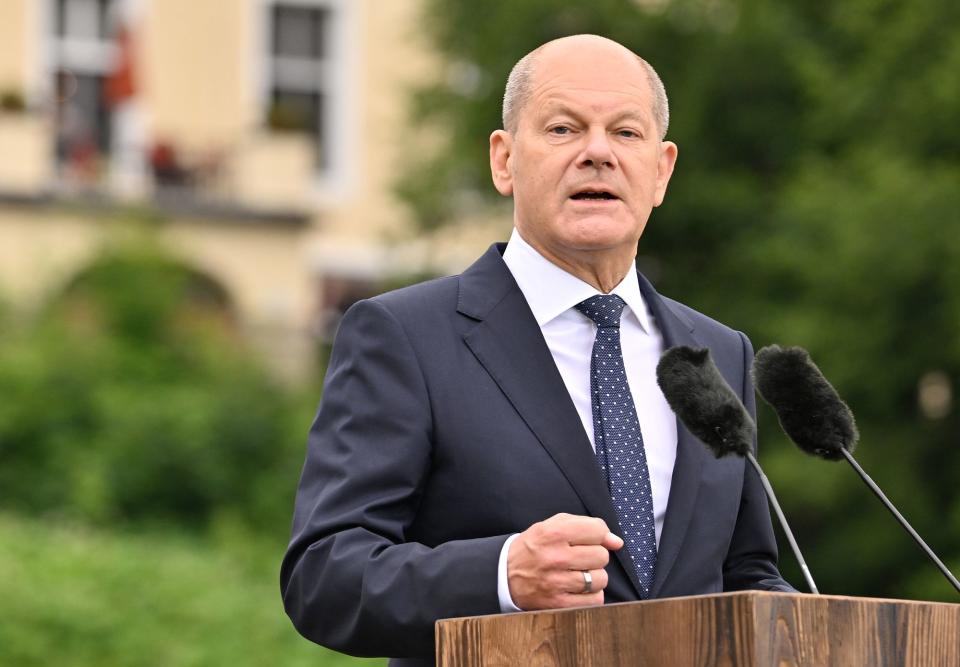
[653, 140, 678, 207]
[489, 129, 514, 197]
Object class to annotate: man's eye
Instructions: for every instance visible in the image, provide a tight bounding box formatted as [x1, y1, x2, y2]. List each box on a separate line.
[549, 126, 571, 135]
[616, 129, 639, 138]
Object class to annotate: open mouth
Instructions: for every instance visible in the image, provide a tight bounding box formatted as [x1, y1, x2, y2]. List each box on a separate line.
[570, 190, 619, 201]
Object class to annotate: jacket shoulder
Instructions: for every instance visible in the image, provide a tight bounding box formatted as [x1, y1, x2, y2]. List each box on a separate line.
[335, 276, 461, 341]
[366, 275, 459, 315]
[666, 296, 742, 334]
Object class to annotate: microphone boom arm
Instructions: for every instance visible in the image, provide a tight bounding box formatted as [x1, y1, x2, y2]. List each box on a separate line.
[745, 451, 819, 594]
[839, 448, 960, 595]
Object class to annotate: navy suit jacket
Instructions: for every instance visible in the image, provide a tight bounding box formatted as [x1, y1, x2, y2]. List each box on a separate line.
[281, 244, 792, 665]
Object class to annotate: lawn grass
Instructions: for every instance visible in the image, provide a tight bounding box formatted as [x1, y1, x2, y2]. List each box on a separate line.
[0, 512, 386, 667]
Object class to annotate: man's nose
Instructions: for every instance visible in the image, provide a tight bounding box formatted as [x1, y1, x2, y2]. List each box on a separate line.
[577, 128, 617, 169]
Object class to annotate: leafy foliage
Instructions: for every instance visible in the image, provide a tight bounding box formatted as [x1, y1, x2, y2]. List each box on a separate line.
[0, 243, 309, 537]
[0, 513, 383, 667]
[402, 0, 960, 600]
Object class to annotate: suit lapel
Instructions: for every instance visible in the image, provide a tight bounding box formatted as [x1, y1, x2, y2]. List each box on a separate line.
[457, 247, 716, 599]
[458, 245, 644, 596]
[636, 273, 711, 598]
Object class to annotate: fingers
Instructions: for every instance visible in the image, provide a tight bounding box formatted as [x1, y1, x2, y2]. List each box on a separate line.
[565, 544, 611, 571]
[507, 513, 622, 611]
[547, 513, 623, 552]
[566, 567, 609, 595]
[602, 532, 625, 551]
[553, 514, 620, 548]
[539, 566, 610, 595]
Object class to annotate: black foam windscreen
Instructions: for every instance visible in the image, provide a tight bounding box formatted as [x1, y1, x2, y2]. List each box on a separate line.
[656, 346, 755, 458]
[752, 345, 859, 460]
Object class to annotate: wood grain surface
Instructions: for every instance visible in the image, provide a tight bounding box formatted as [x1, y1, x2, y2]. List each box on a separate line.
[435, 591, 960, 666]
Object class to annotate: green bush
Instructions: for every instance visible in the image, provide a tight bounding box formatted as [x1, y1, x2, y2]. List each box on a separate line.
[0, 237, 380, 664]
[0, 243, 311, 535]
[0, 512, 382, 667]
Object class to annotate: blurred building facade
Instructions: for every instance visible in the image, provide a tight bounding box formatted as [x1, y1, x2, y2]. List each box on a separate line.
[0, 0, 497, 380]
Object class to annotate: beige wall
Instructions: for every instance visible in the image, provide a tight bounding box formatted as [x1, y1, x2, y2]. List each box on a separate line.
[0, 204, 314, 380]
[143, 0, 254, 151]
[0, 0, 30, 93]
[0, 206, 308, 325]
[0, 113, 54, 193]
[305, 0, 510, 276]
[322, 0, 436, 240]
[136, 0, 459, 250]
[0, 207, 103, 307]
[164, 218, 312, 332]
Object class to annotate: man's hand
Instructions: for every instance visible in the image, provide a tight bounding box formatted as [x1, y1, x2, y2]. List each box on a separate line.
[507, 513, 624, 610]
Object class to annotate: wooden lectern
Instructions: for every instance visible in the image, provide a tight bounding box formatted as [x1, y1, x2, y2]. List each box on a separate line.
[436, 591, 960, 666]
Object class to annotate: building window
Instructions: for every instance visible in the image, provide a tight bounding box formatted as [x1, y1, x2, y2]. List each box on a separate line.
[56, 70, 111, 159]
[273, 5, 328, 59]
[50, 0, 118, 179]
[261, 0, 354, 191]
[55, 0, 114, 41]
[268, 3, 331, 169]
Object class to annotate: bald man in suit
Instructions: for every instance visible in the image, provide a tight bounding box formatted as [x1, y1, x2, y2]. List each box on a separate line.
[281, 34, 792, 666]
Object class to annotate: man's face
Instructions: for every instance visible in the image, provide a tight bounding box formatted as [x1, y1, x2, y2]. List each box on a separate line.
[491, 41, 677, 267]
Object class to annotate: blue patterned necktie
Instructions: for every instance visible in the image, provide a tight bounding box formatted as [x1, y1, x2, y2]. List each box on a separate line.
[576, 294, 657, 597]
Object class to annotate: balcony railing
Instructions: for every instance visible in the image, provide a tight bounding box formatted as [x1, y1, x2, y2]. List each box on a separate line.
[0, 109, 316, 224]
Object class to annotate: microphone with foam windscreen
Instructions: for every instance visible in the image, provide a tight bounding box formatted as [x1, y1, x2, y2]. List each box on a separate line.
[753, 344, 960, 595]
[656, 346, 819, 594]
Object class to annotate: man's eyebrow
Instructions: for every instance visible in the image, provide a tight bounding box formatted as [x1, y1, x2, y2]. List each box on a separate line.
[538, 102, 579, 118]
[610, 110, 650, 124]
[538, 103, 651, 126]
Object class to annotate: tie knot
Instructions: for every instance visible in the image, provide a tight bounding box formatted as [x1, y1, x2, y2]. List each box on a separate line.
[575, 294, 626, 328]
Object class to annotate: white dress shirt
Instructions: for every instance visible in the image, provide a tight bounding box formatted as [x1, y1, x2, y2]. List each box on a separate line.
[496, 228, 678, 611]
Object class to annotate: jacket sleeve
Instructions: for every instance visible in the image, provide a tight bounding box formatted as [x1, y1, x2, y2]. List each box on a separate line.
[722, 331, 798, 593]
[280, 299, 507, 658]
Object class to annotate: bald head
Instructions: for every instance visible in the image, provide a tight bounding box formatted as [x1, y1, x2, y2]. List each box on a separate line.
[502, 35, 670, 140]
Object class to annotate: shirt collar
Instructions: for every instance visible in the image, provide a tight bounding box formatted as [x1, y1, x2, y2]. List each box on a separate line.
[502, 227, 652, 333]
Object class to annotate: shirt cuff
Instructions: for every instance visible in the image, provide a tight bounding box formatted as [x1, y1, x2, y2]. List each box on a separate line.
[497, 533, 522, 612]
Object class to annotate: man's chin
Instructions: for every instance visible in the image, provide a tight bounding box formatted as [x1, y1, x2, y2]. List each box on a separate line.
[558, 215, 645, 249]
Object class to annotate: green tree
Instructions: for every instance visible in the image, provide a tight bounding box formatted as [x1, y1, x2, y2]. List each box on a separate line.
[0, 241, 309, 538]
